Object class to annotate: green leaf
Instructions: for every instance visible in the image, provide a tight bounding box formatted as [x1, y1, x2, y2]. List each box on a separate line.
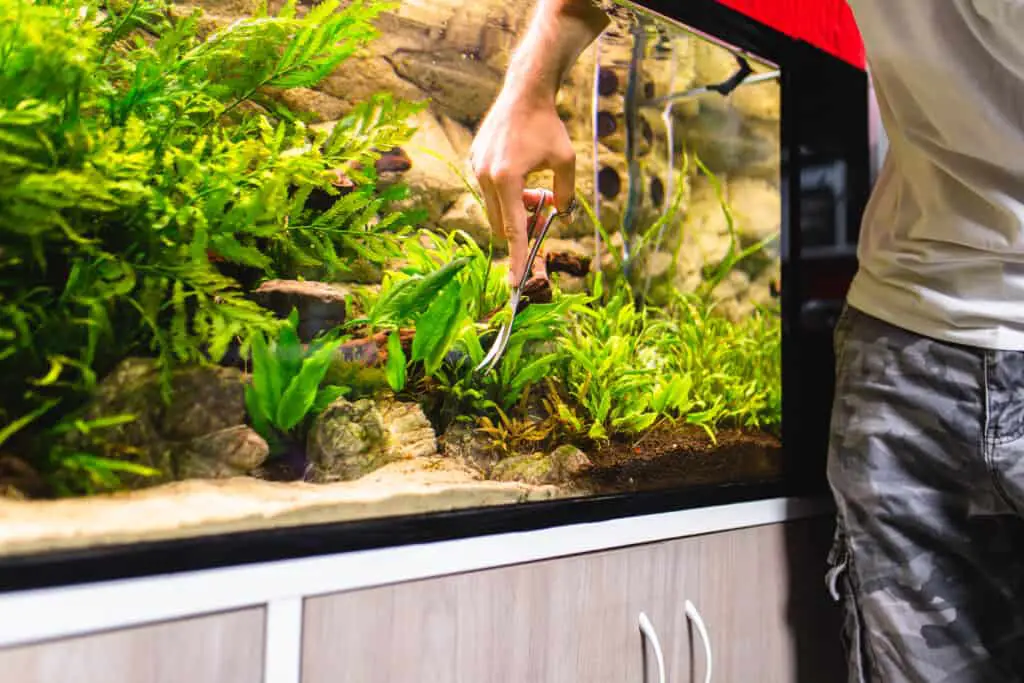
[275, 338, 342, 432]
[245, 384, 274, 439]
[385, 330, 407, 392]
[411, 282, 462, 375]
[0, 400, 59, 449]
[312, 384, 350, 414]
[277, 310, 304, 383]
[398, 257, 470, 323]
[249, 331, 283, 420]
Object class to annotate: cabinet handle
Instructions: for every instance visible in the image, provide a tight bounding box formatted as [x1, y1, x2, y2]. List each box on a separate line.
[638, 612, 667, 683]
[685, 600, 713, 683]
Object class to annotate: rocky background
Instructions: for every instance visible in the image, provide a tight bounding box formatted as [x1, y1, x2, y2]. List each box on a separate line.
[180, 0, 782, 320]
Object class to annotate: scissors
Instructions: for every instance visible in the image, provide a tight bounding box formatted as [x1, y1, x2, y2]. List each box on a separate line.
[475, 190, 579, 374]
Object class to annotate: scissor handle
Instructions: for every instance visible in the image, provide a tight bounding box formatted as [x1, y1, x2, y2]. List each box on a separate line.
[517, 191, 578, 293]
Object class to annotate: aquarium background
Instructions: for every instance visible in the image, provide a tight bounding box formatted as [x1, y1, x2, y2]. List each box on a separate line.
[0, 0, 866, 572]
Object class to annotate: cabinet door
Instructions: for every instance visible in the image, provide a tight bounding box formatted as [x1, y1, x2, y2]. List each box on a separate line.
[0, 608, 266, 683]
[301, 518, 843, 683]
[302, 541, 701, 683]
[667, 517, 845, 683]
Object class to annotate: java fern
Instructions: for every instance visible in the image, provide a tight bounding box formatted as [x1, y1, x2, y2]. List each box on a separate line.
[0, 0, 424, 446]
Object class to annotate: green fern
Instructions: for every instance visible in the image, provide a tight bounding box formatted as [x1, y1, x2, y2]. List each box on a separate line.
[0, 0, 420, 478]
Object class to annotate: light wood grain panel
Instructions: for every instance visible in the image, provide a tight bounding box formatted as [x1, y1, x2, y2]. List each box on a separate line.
[302, 518, 844, 683]
[0, 607, 266, 683]
[302, 541, 702, 683]
[669, 517, 845, 683]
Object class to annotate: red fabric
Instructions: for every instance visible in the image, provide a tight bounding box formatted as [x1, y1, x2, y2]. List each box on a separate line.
[716, 0, 866, 70]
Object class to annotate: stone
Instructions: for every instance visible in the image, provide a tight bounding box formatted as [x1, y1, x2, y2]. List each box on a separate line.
[728, 177, 781, 244]
[0, 455, 47, 500]
[307, 399, 437, 482]
[490, 444, 592, 486]
[490, 452, 554, 486]
[69, 358, 250, 485]
[379, 400, 437, 461]
[439, 115, 475, 160]
[390, 49, 503, 126]
[392, 110, 469, 226]
[262, 87, 348, 123]
[439, 192, 497, 251]
[441, 421, 500, 476]
[158, 365, 249, 442]
[307, 398, 388, 482]
[251, 279, 353, 342]
[176, 426, 270, 480]
[549, 444, 592, 478]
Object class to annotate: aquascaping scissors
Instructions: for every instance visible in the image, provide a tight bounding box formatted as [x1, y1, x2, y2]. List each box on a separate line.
[475, 189, 579, 374]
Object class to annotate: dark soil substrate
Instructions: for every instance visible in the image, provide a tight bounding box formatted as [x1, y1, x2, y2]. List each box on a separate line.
[572, 422, 783, 495]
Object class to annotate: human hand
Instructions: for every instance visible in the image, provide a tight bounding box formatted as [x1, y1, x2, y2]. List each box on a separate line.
[470, 89, 576, 286]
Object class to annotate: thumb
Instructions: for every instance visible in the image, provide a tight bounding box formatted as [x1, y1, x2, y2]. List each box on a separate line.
[551, 146, 577, 214]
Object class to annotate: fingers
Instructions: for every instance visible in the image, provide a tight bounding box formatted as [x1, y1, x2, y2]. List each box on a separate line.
[551, 145, 577, 214]
[470, 143, 506, 243]
[495, 172, 529, 286]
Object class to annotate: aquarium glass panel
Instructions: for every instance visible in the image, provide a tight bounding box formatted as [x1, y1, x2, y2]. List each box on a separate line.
[0, 0, 782, 561]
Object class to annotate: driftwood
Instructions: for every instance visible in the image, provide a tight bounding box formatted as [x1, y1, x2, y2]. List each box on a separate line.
[545, 251, 591, 277]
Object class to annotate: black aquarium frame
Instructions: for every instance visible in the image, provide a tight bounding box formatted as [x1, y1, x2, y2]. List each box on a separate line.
[0, 0, 869, 593]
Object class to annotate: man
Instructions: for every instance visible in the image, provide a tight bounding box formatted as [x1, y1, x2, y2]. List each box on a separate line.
[470, 1, 1024, 681]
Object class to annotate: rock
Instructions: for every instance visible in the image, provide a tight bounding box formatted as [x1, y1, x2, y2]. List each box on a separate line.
[439, 192, 497, 250]
[553, 272, 588, 294]
[0, 455, 47, 500]
[441, 421, 500, 476]
[176, 426, 270, 480]
[728, 177, 781, 244]
[490, 452, 553, 486]
[379, 400, 437, 461]
[392, 111, 468, 225]
[251, 279, 353, 342]
[490, 445, 592, 486]
[307, 398, 388, 482]
[158, 365, 249, 442]
[307, 399, 437, 482]
[549, 444, 592, 478]
[438, 115, 475, 159]
[390, 49, 503, 126]
[67, 358, 250, 486]
[262, 87, 348, 123]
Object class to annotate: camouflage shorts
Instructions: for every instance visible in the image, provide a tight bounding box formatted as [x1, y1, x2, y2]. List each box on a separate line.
[826, 305, 1024, 682]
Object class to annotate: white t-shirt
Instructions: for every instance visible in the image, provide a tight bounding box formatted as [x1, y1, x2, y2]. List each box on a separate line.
[846, 0, 1024, 350]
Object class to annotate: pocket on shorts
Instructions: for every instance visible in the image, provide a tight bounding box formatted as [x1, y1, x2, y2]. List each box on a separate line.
[826, 524, 873, 683]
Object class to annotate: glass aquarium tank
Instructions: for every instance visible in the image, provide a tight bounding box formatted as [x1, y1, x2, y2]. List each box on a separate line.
[0, 0, 867, 582]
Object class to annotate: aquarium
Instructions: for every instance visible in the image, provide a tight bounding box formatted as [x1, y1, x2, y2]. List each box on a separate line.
[0, 0, 867, 583]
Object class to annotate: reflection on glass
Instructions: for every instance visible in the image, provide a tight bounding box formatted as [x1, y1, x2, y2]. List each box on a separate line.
[0, 0, 782, 559]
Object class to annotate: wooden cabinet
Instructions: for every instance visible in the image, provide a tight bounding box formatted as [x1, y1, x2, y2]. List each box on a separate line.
[0, 608, 266, 683]
[301, 518, 843, 683]
[0, 517, 843, 683]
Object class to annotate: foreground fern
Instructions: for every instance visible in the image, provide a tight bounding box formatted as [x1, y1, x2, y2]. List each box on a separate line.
[0, 0, 420, 457]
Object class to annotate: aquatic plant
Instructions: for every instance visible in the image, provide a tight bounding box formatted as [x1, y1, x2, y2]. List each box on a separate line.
[245, 309, 350, 448]
[0, 0, 418, 473]
[550, 275, 781, 444]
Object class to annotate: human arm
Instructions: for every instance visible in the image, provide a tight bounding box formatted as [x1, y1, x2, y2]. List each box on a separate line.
[470, 0, 610, 285]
